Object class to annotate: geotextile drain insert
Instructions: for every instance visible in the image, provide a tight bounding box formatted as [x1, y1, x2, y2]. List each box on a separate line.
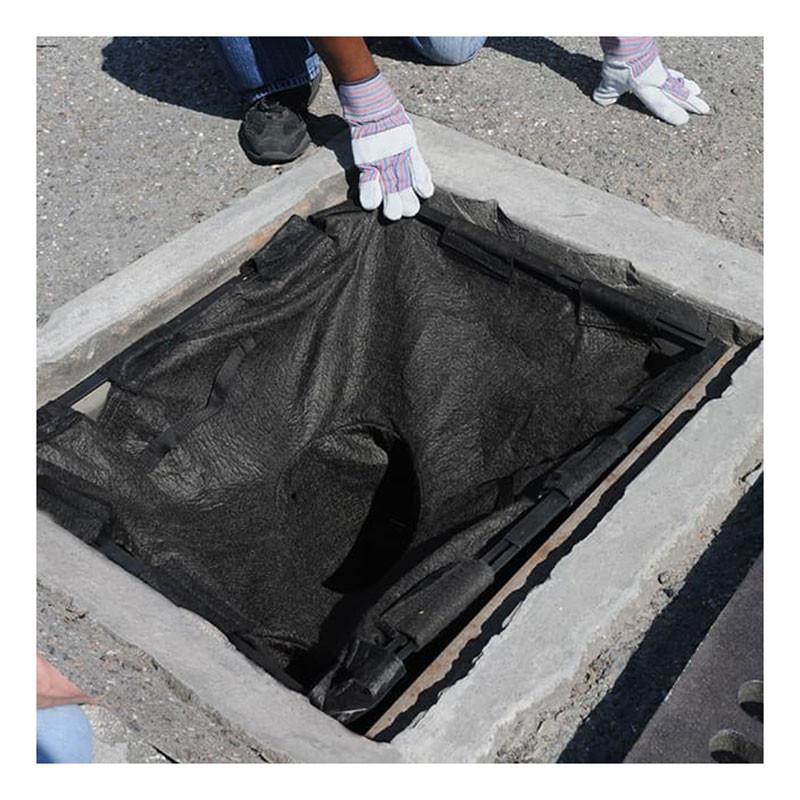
[37, 193, 728, 729]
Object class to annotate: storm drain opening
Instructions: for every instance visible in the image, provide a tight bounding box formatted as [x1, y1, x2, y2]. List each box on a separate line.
[37, 192, 741, 734]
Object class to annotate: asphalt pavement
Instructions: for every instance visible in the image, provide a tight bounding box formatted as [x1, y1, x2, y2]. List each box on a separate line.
[36, 36, 762, 326]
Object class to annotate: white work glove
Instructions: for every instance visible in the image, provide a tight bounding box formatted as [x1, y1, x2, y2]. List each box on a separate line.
[594, 37, 710, 126]
[336, 71, 434, 220]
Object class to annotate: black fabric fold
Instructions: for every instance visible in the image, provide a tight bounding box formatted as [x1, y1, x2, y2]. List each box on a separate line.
[37, 192, 709, 720]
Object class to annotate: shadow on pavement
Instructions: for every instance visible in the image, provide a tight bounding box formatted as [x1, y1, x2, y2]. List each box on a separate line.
[484, 37, 648, 112]
[102, 35, 356, 180]
[304, 111, 349, 162]
[371, 36, 643, 115]
[370, 36, 606, 99]
[487, 37, 601, 97]
[558, 474, 763, 763]
[100, 36, 638, 121]
[303, 111, 361, 197]
[101, 37, 241, 120]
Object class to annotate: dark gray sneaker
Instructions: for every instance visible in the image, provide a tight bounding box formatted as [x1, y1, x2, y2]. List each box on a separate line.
[238, 71, 321, 165]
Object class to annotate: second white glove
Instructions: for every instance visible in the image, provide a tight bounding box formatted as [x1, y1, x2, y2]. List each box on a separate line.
[594, 37, 710, 126]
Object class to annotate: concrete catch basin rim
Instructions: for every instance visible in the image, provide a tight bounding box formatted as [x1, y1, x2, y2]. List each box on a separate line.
[37, 118, 763, 763]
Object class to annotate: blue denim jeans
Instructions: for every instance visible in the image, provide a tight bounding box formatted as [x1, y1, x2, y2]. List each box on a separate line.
[406, 37, 486, 66]
[36, 705, 93, 764]
[212, 37, 486, 105]
[212, 37, 321, 105]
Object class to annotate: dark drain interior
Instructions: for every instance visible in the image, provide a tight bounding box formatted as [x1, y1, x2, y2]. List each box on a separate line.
[322, 433, 419, 594]
[37, 192, 727, 726]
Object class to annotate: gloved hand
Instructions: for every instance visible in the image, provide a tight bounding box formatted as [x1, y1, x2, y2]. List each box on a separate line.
[593, 37, 710, 126]
[336, 71, 434, 220]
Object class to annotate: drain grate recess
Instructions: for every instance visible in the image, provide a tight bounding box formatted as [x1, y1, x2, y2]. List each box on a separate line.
[37, 192, 749, 733]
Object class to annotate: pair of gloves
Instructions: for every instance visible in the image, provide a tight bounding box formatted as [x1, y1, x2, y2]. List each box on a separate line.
[337, 38, 710, 221]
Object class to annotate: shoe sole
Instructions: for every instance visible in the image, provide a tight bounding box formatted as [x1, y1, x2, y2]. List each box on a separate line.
[238, 126, 312, 166]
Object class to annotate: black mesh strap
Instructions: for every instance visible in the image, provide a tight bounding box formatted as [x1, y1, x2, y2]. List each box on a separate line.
[141, 336, 257, 467]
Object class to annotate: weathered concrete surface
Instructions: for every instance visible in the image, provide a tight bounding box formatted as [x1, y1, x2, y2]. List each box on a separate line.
[412, 115, 763, 334]
[36, 158, 348, 407]
[390, 345, 762, 762]
[38, 582, 278, 763]
[555, 474, 763, 763]
[37, 513, 400, 763]
[85, 706, 168, 764]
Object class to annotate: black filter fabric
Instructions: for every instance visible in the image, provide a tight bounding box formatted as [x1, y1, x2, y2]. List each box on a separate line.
[37, 193, 690, 711]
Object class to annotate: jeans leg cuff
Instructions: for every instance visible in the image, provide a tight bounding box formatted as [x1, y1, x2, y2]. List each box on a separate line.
[244, 55, 321, 106]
